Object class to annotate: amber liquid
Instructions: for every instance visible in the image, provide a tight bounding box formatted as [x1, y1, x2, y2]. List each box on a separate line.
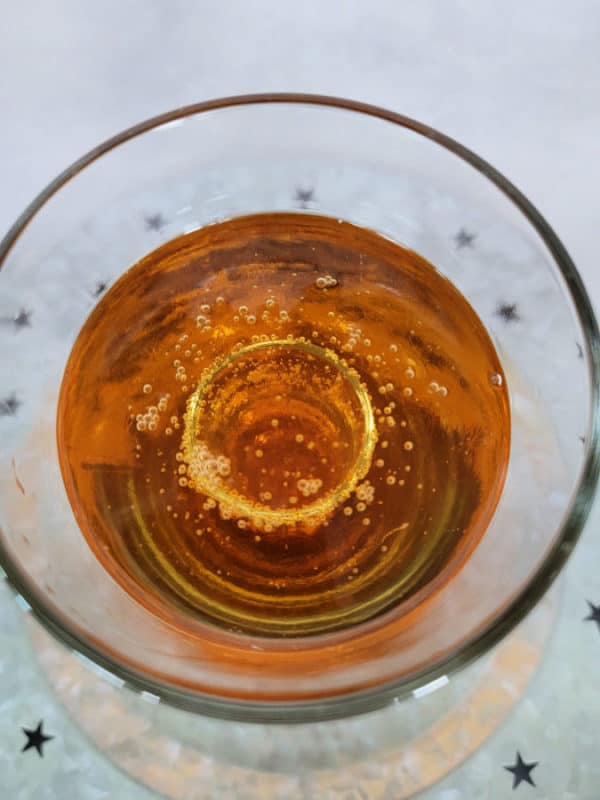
[57, 213, 510, 637]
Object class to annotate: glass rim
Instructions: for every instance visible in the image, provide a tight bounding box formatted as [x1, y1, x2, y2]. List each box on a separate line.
[1, 92, 599, 723]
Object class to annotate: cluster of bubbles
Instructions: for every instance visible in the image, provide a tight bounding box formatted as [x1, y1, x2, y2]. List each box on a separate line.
[135, 390, 170, 432]
[355, 480, 375, 504]
[195, 302, 213, 332]
[428, 380, 448, 397]
[296, 477, 323, 498]
[184, 440, 232, 494]
[315, 274, 338, 290]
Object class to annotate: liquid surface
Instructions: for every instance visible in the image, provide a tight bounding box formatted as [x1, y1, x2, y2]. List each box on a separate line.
[57, 213, 510, 636]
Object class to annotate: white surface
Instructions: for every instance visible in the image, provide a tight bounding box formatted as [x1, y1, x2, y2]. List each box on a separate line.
[2, 0, 599, 308]
[1, 1, 599, 798]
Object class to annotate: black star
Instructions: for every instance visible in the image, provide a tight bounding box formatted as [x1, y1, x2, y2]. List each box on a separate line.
[576, 342, 584, 359]
[14, 309, 32, 328]
[0, 308, 32, 329]
[0, 393, 21, 416]
[454, 228, 477, 249]
[504, 752, 538, 789]
[93, 281, 108, 297]
[144, 212, 166, 231]
[584, 600, 600, 630]
[295, 186, 314, 208]
[21, 721, 54, 757]
[496, 302, 520, 323]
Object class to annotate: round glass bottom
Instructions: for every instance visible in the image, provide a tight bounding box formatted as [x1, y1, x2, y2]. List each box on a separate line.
[26, 583, 558, 799]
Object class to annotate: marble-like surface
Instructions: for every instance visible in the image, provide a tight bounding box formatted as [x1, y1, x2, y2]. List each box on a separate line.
[1, 494, 600, 799]
[1, 1, 599, 797]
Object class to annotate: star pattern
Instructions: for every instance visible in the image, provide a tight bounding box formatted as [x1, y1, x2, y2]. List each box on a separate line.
[0, 393, 21, 416]
[454, 228, 477, 248]
[584, 600, 600, 630]
[144, 212, 166, 231]
[295, 186, 315, 208]
[504, 751, 538, 789]
[21, 721, 54, 757]
[496, 302, 520, 323]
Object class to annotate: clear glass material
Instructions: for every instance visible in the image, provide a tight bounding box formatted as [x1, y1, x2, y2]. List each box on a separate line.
[25, 584, 558, 799]
[0, 95, 598, 722]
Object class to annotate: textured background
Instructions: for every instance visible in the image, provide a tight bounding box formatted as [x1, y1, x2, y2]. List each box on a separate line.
[1, 1, 599, 797]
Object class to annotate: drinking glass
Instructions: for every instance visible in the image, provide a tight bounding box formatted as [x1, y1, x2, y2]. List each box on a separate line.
[0, 97, 597, 753]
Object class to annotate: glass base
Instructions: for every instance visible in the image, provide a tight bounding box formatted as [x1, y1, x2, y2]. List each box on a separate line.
[26, 584, 558, 799]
